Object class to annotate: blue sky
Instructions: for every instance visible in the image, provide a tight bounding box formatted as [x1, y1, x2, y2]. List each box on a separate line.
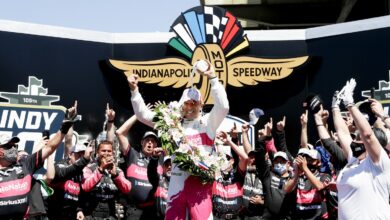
[0, 1, 200, 32]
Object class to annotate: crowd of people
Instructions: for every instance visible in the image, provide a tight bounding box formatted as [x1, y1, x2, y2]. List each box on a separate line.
[0, 62, 390, 220]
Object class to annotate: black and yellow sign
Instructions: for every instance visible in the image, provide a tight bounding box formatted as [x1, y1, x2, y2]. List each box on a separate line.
[109, 6, 308, 104]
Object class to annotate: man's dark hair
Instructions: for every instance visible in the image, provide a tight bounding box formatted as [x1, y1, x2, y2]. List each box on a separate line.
[97, 140, 113, 151]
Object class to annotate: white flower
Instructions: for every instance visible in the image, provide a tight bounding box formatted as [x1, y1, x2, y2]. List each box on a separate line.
[169, 128, 183, 143]
[153, 100, 230, 183]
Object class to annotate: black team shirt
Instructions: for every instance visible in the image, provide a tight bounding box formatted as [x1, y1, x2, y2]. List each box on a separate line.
[0, 150, 43, 219]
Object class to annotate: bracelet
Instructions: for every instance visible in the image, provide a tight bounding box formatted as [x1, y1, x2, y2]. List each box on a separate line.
[316, 124, 324, 127]
[209, 75, 217, 80]
[108, 120, 114, 123]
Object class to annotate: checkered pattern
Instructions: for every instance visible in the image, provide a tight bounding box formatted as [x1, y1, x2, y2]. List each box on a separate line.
[204, 6, 225, 43]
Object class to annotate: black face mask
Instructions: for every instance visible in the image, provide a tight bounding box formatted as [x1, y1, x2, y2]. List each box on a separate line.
[350, 142, 366, 158]
[307, 164, 318, 173]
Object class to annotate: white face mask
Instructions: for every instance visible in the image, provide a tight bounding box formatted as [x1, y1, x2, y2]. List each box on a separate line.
[273, 163, 287, 175]
[249, 110, 259, 125]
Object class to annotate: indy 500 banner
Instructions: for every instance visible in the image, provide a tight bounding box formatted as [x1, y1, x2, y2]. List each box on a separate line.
[0, 76, 66, 159]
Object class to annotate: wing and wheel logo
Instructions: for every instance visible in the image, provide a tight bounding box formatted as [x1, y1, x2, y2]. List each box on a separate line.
[109, 6, 308, 104]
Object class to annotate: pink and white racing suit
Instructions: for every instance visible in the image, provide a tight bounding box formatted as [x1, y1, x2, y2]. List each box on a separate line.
[131, 77, 229, 220]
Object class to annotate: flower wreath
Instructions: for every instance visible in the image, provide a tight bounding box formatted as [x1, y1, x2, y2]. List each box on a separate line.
[153, 101, 229, 184]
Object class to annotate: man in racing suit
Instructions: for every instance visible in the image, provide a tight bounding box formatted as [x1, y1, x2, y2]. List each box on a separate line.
[127, 60, 229, 220]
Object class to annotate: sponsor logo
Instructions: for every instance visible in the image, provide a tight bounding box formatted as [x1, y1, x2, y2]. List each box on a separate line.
[215, 183, 242, 198]
[135, 180, 152, 187]
[108, 6, 308, 105]
[0, 182, 29, 194]
[0, 197, 27, 206]
[215, 197, 237, 205]
[64, 180, 80, 195]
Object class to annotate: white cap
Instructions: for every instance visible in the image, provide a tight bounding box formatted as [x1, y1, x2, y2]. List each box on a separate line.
[273, 151, 288, 161]
[0, 134, 20, 146]
[163, 156, 171, 164]
[298, 148, 321, 160]
[179, 87, 201, 105]
[70, 144, 86, 153]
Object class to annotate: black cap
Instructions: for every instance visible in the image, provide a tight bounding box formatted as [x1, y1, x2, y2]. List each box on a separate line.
[142, 131, 158, 141]
[303, 94, 322, 114]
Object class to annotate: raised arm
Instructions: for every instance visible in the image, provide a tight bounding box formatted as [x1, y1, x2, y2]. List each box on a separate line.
[264, 118, 277, 153]
[332, 89, 353, 160]
[275, 116, 294, 162]
[342, 81, 384, 163]
[314, 106, 331, 140]
[64, 126, 74, 157]
[218, 131, 248, 172]
[314, 106, 347, 165]
[106, 103, 116, 143]
[115, 115, 137, 155]
[128, 74, 155, 128]
[300, 110, 308, 148]
[241, 123, 252, 154]
[203, 62, 229, 139]
[64, 101, 77, 156]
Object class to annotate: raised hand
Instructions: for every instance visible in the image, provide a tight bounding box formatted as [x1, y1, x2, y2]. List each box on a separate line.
[195, 60, 216, 79]
[66, 100, 78, 120]
[106, 103, 115, 122]
[300, 111, 308, 126]
[241, 123, 249, 133]
[84, 140, 94, 160]
[342, 78, 356, 107]
[276, 116, 286, 131]
[230, 123, 238, 139]
[369, 98, 386, 118]
[217, 131, 231, 145]
[258, 129, 266, 139]
[127, 74, 139, 91]
[332, 91, 341, 110]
